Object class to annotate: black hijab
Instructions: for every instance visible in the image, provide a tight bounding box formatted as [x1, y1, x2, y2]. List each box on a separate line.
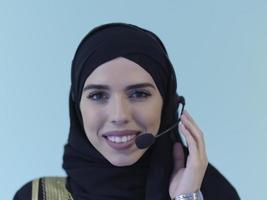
[62, 22, 182, 200]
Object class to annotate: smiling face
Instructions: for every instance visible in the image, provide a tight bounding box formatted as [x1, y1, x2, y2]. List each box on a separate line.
[79, 57, 163, 166]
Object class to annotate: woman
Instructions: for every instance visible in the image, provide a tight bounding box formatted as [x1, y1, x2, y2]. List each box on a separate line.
[14, 22, 240, 200]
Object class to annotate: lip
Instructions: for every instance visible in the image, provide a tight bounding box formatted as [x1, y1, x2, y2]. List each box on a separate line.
[102, 130, 141, 150]
[103, 130, 140, 137]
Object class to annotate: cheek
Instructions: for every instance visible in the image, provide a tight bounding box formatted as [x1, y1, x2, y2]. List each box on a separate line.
[134, 101, 162, 134]
[80, 103, 106, 138]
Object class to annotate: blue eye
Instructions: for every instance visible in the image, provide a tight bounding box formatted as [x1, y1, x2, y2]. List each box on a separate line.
[87, 91, 109, 102]
[129, 90, 151, 100]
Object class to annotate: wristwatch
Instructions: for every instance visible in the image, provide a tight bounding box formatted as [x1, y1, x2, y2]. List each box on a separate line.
[173, 190, 204, 200]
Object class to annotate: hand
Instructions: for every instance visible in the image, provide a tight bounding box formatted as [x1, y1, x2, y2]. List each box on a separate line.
[169, 110, 208, 199]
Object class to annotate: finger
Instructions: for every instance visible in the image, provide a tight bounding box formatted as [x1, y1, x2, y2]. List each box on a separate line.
[183, 110, 204, 138]
[181, 111, 208, 163]
[179, 123, 208, 171]
[179, 123, 198, 159]
[173, 142, 185, 172]
[181, 113, 205, 152]
[183, 110, 199, 128]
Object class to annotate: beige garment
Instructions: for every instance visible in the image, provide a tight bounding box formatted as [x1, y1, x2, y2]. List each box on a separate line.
[31, 177, 72, 200]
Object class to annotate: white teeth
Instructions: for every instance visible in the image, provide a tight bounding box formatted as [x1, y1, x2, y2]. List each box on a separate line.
[115, 137, 120, 143]
[122, 136, 127, 142]
[106, 135, 135, 143]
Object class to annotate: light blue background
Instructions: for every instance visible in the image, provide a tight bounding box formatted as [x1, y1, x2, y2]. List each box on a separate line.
[1, 0, 266, 199]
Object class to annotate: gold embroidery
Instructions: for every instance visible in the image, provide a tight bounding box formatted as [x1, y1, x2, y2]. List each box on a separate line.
[32, 178, 39, 200]
[43, 177, 72, 200]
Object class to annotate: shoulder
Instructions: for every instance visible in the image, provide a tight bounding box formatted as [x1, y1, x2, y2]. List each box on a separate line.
[13, 178, 35, 200]
[201, 163, 240, 200]
[13, 177, 67, 200]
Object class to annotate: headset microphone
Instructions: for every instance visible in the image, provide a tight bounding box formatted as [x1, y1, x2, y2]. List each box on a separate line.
[135, 96, 185, 149]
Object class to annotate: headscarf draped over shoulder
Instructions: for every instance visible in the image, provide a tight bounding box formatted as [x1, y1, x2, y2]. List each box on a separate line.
[63, 22, 181, 200]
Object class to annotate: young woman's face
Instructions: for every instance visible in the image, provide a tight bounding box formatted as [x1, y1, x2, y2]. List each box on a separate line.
[80, 57, 163, 166]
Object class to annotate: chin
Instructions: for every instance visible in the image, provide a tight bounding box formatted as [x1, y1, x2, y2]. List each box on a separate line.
[107, 155, 141, 167]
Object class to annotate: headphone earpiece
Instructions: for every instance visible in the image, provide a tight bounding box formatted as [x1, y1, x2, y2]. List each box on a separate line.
[177, 95, 185, 106]
[177, 96, 185, 106]
[176, 95, 185, 119]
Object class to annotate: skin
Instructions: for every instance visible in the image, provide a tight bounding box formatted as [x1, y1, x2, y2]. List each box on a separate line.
[169, 110, 208, 198]
[79, 56, 208, 197]
[80, 57, 163, 166]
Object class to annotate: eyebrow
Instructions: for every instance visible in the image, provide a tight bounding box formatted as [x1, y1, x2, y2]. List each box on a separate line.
[83, 83, 156, 92]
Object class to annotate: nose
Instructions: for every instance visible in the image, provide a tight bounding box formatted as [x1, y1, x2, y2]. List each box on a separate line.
[109, 95, 130, 126]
